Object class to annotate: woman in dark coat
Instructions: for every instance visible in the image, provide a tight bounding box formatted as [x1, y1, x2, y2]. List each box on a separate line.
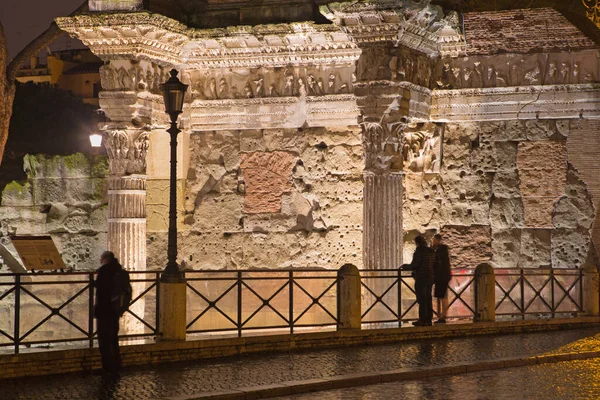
[432, 234, 451, 324]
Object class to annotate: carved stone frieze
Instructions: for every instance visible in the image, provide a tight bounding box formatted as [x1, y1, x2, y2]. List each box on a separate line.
[187, 65, 353, 101]
[435, 50, 599, 90]
[103, 129, 151, 175]
[100, 60, 170, 95]
[402, 123, 441, 173]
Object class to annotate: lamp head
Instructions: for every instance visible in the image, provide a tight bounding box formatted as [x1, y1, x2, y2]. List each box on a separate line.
[159, 69, 189, 119]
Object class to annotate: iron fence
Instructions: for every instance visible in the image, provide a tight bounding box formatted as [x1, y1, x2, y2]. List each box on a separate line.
[494, 268, 584, 319]
[185, 270, 340, 337]
[360, 268, 476, 327]
[0, 267, 587, 354]
[0, 271, 159, 354]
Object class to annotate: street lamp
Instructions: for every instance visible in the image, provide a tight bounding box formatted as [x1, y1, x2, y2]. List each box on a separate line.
[159, 69, 188, 281]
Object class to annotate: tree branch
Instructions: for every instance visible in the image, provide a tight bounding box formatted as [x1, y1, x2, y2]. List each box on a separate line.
[6, 1, 89, 82]
[0, 22, 7, 72]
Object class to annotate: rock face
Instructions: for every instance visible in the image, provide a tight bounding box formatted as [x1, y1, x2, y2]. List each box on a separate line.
[0, 154, 108, 271]
[403, 120, 595, 269]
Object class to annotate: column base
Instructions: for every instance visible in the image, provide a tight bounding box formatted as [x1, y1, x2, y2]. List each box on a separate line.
[159, 281, 187, 341]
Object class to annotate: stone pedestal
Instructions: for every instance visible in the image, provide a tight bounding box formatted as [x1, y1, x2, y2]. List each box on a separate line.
[159, 280, 187, 341]
[583, 265, 599, 316]
[363, 173, 403, 269]
[337, 264, 361, 330]
[474, 263, 495, 322]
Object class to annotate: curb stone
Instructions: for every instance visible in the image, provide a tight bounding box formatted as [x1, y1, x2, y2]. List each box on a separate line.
[166, 350, 600, 400]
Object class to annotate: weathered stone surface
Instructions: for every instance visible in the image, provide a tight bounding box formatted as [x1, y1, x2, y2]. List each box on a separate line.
[553, 166, 595, 230]
[520, 229, 551, 268]
[517, 141, 567, 171]
[492, 170, 521, 199]
[490, 198, 524, 230]
[440, 170, 491, 201]
[551, 228, 591, 269]
[439, 225, 492, 269]
[1, 182, 33, 207]
[522, 197, 556, 228]
[471, 141, 517, 172]
[491, 229, 521, 268]
[240, 151, 296, 214]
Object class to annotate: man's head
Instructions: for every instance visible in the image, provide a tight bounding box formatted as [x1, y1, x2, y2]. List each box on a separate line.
[100, 251, 115, 266]
[414, 235, 427, 247]
[433, 234, 443, 246]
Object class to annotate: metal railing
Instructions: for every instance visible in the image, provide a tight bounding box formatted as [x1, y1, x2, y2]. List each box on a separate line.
[0, 271, 159, 354]
[360, 268, 476, 327]
[0, 267, 587, 354]
[495, 268, 584, 319]
[185, 270, 340, 337]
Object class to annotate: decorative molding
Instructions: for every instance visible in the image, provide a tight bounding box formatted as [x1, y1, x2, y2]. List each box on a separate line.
[103, 129, 151, 175]
[56, 13, 361, 69]
[431, 84, 600, 121]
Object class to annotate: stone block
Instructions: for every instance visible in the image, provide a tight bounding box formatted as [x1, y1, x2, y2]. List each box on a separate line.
[403, 199, 441, 231]
[490, 197, 524, 229]
[522, 197, 556, 228]
[53, 232, 107, 270]
[519, 168, 565, 198]
[551, 228, 591, 269]
[438, 198, 490, 227]
[403, 174, 442, 201]
[441, 171, 492, 201]
[517, 141, 567, 171]
[552, 167, 594, 230]
[439, 225, 492, 269]
[32, 178, 66, 204]
[491, 229, 521, 268]
[240, 130, 266, 153]
[492, 170, 521, 199]
[488, 121, 527, 142]
[471, 141, 517, 172]
[520, 229, 551, 268]
[264, 128, 309, 153]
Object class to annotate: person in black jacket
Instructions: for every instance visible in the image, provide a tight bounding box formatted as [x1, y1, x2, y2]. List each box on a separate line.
[401, 236, 436, 326]
[432, 234, 452, 324]
[94, 251, 123, 374]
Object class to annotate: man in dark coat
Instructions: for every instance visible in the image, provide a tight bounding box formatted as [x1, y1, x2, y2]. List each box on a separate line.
[94, 251, 123, 374]
[432, 234, 452, 324]
[401, 236, 436, 326]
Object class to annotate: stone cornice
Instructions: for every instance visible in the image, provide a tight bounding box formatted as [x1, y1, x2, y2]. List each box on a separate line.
[56, 12, 360, 68]
[431, 84, 600, 121]
[321, 0, 465, 57]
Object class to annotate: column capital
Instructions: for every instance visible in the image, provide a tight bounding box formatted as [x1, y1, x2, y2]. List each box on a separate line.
[103, 128, 151, 176]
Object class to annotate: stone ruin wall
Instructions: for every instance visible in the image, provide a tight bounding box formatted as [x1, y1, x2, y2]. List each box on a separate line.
[403, 119, 597, 270]
[146, 126, 365, 270]
[0, 153, 108, 271]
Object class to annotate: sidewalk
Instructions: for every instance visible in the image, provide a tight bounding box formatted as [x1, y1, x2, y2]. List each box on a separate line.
[3, 324, 600, 400]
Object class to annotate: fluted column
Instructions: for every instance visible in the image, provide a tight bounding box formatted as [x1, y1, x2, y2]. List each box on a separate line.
[361, 117, 406, 270]
[107, 175, 147, 270]
[103, 128, 150, 271]
[363, 172, 403, 269]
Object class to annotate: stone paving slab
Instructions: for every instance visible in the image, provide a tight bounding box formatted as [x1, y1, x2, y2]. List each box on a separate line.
[272, 358, 600, 400]
[3, 326, 600, 400]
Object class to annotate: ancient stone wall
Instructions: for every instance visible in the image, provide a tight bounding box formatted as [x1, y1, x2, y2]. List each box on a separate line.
[146, 127, 364, 270]
[403, 120, 595, 269]
[0, 154, 108, 271]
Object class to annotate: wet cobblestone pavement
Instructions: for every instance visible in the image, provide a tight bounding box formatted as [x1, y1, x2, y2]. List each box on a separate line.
[3, 327, 600, 399]
[276, 358, 600, 400]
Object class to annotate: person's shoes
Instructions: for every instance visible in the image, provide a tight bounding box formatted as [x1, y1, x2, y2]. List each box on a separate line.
[411, 321, 424, 326]
[422, 321, 433, 326]
[434, 319, 447, 324]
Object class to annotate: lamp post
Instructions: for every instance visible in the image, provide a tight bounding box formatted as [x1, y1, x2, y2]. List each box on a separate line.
[159, 69, 188, 281]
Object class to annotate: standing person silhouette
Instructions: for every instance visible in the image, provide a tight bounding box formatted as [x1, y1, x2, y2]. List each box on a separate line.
[401, 236, 436, 326]
[432, 234, 452, 324]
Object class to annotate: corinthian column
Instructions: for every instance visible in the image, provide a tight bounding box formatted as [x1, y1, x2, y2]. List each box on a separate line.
[103, 129, 150, 271]
[361, 117, 405, 269]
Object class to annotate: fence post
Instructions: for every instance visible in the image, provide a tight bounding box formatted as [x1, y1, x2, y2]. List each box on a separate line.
[583, 264, 599, 316]
[158, 275, 187, 341]
[337, 264, 361, 330]
[474, 263, 495, 323]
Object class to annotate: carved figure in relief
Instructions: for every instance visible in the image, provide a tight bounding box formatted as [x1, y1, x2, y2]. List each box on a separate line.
[231, 85, 240, 99]
[298, 78, 307, 97]
[524, 66, 541, 85]
[471, 62, 483, 88]
[328, 74, 336, 92]
[318, 78, 325, 94]
[118, 67, 133, 90]
[218, 78, 229, 98]
[100, 65, 118, 90]
[559, 63, 570, 84]
[284, 73, 295, 96]
[253, 76, 264, 97]
[244, 82, 254, 98]
[508, 63, 521, 86]
[450, 67, 462, 88]
[572, 62, 581, 84]
[403, 127, 440, 173]
[462, 67, 472, 89]
[338, 83, 349, 93]
[208, 78, 218, 99]
[546, 62, 558, 84]
[307, 74, 320, 95]
[134, 132, 150, 162]
[146, 69, 155, 92]
[269, 84, 279, 97]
